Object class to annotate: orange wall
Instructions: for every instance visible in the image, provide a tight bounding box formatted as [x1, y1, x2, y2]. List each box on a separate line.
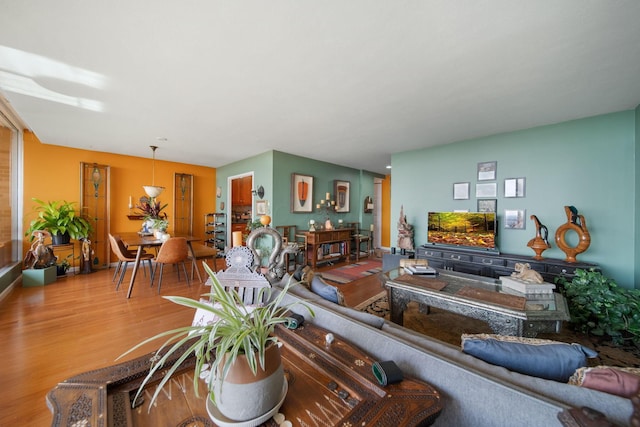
[381, 174, 391, 248]
[23, 132, 216, 261]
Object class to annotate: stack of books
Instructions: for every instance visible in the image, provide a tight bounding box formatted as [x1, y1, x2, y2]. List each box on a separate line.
[500, 276, 555, 294]
[404, 265, 437, 276]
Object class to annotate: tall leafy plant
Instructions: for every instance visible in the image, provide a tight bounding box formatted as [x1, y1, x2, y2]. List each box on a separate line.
[25, 198, 92, 240]
[557, 269, 640, 346]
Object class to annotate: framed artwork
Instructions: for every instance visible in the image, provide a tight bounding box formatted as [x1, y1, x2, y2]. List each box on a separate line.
[477, 161, 497, 181]
[504, 177, 526, 198]
[256, 200, 268, 215]
[476, 182, 497, 198]
[453, 182, 470, 200]
[291, 173, 313, 213]
[477, 199, 497, 213]
[334, 180, 350, 212]
[504, 209, 526, 229]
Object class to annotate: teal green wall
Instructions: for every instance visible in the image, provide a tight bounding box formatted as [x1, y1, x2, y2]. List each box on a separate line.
[635, 105, 640, 288]
[218, 150, 380, 237]
[392, 110, 637, 288]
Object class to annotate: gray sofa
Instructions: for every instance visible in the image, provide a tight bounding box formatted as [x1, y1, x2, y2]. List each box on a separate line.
[273, 273, 633, 426]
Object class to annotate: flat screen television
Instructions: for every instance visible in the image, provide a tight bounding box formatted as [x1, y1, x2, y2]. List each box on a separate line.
[426, 211, 498, 252]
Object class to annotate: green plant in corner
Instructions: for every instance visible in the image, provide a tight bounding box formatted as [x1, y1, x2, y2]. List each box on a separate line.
[25, 199, 93, 241]
[557, 269, 640, 346]
[118, 262, 314, 410]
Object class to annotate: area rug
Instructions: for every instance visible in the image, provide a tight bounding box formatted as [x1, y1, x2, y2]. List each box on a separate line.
[321, 260, 382, 284]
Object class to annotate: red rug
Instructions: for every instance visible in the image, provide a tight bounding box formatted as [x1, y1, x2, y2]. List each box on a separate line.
[321, 260, 382, 284]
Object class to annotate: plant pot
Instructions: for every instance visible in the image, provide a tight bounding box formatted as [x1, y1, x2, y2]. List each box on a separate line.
[52, 232, 71, 245]
[56, 265, 68, 276]
[212, 343, 285, 422]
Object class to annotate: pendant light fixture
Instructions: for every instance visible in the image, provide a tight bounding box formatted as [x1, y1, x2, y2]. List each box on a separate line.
[143, 145, 165, 198]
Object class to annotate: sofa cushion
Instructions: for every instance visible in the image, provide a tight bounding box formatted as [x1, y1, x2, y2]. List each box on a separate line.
[568, 366, 640, 397]
[461, 334, 598, 382]
[310, 275, 345, 305]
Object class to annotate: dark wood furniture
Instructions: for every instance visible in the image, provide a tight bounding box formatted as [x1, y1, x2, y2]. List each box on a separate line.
[47, 322, 443, 427]
[383, 267, 570, 337]
[416, 245, 598, 283]
[301, 228, 353, 269]
[118, 233, 200, 298]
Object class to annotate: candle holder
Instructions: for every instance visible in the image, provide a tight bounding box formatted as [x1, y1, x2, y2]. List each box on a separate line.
[316, 193, 338, 230]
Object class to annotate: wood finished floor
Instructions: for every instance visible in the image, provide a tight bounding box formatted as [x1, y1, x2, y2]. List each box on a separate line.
[0, 258, 381, 426]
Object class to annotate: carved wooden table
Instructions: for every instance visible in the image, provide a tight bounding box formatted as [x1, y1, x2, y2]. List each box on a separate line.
[47, 321, 443, 426]
[383, 268, 570, 337]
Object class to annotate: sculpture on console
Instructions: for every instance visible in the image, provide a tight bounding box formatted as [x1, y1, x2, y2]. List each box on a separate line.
[527, 214, 551, 260]
[554, 206, 591, 263]
[246, 227, 299, 284]
[397, 205, 414, 251]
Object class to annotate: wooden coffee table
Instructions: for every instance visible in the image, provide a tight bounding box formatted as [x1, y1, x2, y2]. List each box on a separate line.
[47, 321, 442, 426]
[383, 268, 570, 337]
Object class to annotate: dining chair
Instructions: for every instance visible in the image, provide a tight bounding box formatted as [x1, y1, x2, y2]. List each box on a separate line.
[108, 234, 155, 290]
[189, 242, 219, 283]
[151, 237, 190, 293]
[275, 225, 297, 271]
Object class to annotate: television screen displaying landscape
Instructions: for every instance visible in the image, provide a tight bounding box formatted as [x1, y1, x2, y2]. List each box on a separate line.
[427, 212, 496, 250]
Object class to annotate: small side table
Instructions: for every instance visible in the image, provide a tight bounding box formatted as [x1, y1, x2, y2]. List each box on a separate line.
[51, 243, 76, 275]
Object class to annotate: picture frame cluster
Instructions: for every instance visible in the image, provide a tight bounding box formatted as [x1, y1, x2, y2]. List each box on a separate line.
[452, 161, 527, 229]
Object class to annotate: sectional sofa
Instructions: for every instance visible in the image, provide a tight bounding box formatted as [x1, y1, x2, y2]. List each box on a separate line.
[273, 273, 633, 426]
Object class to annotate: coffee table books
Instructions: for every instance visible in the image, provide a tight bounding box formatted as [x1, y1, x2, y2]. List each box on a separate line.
[500, 276, 555, 295]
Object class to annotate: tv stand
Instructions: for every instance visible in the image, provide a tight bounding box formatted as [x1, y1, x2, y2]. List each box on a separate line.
[416, 246, 598, 283]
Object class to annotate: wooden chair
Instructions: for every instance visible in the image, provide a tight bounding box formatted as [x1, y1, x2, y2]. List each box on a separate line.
[275, 225, 298, 271]
[108, 234, 155, 290]
[189, 242, 219, 283]
[151, 237, 190, 293]
[347, 222, 371, 261]
[212, 246, 271, 305]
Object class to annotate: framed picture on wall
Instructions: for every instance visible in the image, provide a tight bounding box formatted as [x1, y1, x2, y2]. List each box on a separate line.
[334, 180, 350, 212]
[504, 177, 526, 198]
[453, 182, 470, 200]
[256, 200, 268, 215]
[291, 173, 313, 213]
[477, 199, 497, 213]
[477, 161, 497, 181]
[476, 182, 497, 198]
[504, 209, 526, 229]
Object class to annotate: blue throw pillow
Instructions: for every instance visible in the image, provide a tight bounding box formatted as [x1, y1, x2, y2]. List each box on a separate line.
[310, 275, 344, 305]
[461, 334, 598, 382]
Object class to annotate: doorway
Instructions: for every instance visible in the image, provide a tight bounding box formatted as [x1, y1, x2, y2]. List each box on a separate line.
[228, 173, 253, 246]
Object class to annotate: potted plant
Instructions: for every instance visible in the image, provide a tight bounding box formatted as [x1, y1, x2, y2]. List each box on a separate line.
[119, 262, 313, 422]
[557, 269, 640, 346]
[136, 197, 168, 233]
[55, 254, 72, 276]
[25, 198, 93, 245]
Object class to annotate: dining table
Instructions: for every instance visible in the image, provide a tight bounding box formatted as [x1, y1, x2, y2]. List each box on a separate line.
[117, 232, 201, 298]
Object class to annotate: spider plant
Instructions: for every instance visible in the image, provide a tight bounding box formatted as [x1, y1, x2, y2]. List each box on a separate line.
[118, 262, 313, 408]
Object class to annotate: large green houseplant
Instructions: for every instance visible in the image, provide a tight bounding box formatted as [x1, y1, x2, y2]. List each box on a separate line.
[25, 198, 92, 245]
[557, 268, 640, 346]
[119, 262, 313, 422]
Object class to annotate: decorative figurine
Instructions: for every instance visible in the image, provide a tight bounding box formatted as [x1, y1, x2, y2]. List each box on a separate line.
[511, 262, 544, 284]
[397, 205, 414, 251]
[527, 214, 551, 260]
[555, 206, 591, 263]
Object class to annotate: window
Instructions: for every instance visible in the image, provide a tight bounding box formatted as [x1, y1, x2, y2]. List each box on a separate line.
[0, 103, 21, 270]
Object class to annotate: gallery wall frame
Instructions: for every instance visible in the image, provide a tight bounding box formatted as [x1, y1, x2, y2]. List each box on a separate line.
[256, 200, 268, 215]
[453, 182, 470, 200]
[504, 177, 526, 198]
[334, 180, 350, 213]
[477, 161, 497, 181]
[291, 173, 313, 213]
[477, 199, 497, 213]
[476, 182, 497, 198]
[504, 209, 526, 229]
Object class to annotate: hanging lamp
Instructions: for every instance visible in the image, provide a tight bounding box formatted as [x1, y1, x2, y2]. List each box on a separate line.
[143, 145, 165, 198]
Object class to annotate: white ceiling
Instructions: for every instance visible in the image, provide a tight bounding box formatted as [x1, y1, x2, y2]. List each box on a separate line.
[1, 1, 639, 174]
